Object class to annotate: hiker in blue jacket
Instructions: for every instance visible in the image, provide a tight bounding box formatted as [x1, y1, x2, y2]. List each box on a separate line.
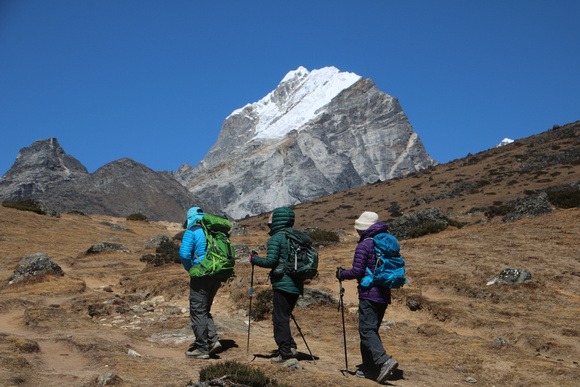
[336, 211, 399, 383]
[179, 206, 222, 359]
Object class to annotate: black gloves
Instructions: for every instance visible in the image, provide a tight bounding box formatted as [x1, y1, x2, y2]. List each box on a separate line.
[335, 266, 343, 280]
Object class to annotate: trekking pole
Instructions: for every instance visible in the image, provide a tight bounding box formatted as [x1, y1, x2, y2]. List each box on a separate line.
[246, 259, 255, 355]
[338, 278, 349, 372]
[290, 313, 316, 364]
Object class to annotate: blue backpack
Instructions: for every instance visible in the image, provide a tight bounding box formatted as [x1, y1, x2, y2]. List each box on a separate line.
[360, 233, 409, 289]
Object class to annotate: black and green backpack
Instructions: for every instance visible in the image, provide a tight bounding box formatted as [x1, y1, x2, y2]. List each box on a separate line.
[272, 228, 318, 280]
[188, 213, 236, 281]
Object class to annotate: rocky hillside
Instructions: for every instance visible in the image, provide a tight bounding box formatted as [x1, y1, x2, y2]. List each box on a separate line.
[239, 121, 579, 232]
[175, 67, 436, 219]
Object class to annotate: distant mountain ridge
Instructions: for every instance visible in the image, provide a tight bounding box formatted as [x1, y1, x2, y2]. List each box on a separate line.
[0, 139, 212, 222]
[175, 66, 437, 219]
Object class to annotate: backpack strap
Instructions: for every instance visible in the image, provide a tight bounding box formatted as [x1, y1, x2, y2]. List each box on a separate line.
[362, 237, 378, 275]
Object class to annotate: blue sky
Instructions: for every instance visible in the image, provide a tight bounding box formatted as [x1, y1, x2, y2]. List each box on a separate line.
[1, 1, 578, 176]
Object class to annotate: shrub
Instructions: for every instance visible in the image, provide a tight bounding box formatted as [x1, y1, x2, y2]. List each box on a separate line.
[388, 202, 403, 217]
[67, 210, 87, 216]
[2, 199, 46, 215]
[305, 228, 340, 243]
[408, 221, 448, 239]
[199, 361, 280, 386]
[485, 204, 515, 218]
[140, 239, 180, 266]
[447, 218, 466, 229]
[126, 212, 148, 221]
[251, 288, 273, 321]
[547, 187, 580, 208]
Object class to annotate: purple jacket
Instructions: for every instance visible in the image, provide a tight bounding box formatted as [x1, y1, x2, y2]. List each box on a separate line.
[340, 222, 391, 304]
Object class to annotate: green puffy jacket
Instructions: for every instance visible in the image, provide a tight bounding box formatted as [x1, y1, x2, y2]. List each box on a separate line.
[253, 207, 304, 295]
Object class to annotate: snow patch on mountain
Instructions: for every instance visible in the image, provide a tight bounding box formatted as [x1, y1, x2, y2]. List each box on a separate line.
[497, 138, 514, 147]
[229, 66, 361, 140]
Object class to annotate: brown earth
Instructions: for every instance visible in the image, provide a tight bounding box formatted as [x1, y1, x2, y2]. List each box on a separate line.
[0, 123, 578, 386]
[0, 206, 578, 387]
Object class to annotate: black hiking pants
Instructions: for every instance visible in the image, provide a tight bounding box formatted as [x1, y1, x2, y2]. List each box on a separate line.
[272, 290, 299, 358]
[359, 298, 389, 374]
[189, 276, 222, 353]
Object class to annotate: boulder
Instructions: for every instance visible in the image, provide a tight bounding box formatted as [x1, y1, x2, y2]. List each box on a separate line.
[9, 252, 64, 284]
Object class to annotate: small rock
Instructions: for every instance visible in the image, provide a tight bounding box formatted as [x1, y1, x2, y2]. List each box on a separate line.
[487, 268, 532, 286]
[465, 376, 477, 383]
[127, 349, 142, 357]
[96, 371, 123, 386]
[86, 242, 130, 254]
[163, 306, 183, 315]
[406, 295, 423, 311]
[281, 358, 302, 370]
[491, 337, 509, 349]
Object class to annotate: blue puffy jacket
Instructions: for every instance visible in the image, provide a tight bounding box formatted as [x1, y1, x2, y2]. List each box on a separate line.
[179, 207, 207, 271]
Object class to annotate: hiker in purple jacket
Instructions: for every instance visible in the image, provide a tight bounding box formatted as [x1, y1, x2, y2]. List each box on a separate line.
[336, 211, 399, 383]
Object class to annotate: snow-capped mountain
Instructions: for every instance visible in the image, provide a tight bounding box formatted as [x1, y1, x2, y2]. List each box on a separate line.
[235, 66, 361, 140]
[175, 66, 437, 219]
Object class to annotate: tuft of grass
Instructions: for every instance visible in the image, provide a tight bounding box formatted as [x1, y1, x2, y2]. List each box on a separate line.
[199, 360, 281, 386]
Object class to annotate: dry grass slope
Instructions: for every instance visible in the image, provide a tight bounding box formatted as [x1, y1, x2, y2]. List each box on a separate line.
[0, 122, 578, 386]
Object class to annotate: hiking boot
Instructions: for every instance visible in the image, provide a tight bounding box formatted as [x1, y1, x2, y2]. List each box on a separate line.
[377, 357, 398, 383]
[290, 347, 298, 356]
[355, 369, 366, 378]
[185, 348, 209, 359]
[209, 340, 222, 355]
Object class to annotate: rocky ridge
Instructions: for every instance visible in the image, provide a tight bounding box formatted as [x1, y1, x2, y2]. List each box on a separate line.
[0, 140, 212, 222]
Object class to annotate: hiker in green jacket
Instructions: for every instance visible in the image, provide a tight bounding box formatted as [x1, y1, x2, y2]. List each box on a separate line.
[250, 207, 302, 363]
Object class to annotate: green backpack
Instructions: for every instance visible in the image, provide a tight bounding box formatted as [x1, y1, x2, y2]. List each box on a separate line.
[188, 213, 236, 281]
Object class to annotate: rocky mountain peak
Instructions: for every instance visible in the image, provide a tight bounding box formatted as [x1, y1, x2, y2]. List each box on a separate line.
[175, 67, 437, 219]
[0, 138, 88, 200]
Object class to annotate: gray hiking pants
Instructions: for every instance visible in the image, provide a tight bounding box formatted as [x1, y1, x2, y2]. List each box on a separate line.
[272, 290, 299, 358]
[189, 276, 222, 352]
[359, 298, 389, 372]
